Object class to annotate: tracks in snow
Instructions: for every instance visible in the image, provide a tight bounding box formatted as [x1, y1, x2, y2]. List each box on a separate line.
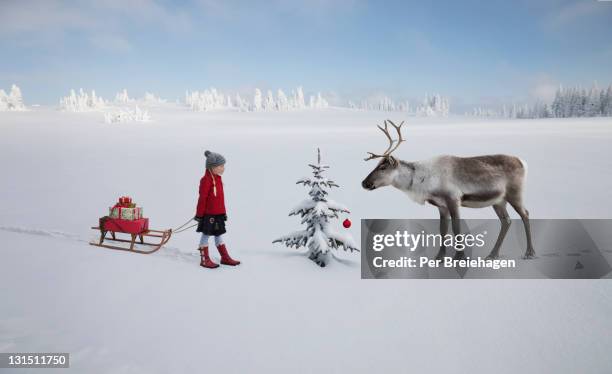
[0, 225, 199, 263]
[0, 225, 84, 242]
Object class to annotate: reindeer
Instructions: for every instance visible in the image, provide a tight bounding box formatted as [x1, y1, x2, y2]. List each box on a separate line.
[361, 120, 535, 260]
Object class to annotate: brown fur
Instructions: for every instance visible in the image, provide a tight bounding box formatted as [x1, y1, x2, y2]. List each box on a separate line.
[363, 154, 534, 260]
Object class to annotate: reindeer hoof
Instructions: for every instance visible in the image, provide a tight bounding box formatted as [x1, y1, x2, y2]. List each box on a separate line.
[453, 251, 465, 261]
[485, 254, 499, 260]
[523, 250, 536, 260]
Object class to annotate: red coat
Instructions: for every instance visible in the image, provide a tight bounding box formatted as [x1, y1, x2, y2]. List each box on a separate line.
[196, 170, 226, 216]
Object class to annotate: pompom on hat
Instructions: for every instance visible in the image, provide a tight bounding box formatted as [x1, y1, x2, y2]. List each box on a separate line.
[204, 150, 226, 169]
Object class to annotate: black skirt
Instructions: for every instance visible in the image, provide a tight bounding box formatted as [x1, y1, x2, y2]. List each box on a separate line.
[196, 214, 227, 236]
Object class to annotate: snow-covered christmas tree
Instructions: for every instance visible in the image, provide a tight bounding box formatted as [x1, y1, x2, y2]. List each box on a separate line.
[273, 149, 358, 267]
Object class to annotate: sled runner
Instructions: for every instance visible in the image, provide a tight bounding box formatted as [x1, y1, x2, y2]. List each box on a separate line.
[90, 217, 172, 254]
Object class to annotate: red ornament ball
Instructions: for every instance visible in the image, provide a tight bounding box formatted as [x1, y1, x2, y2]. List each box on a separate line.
[343, 218, 352, 228]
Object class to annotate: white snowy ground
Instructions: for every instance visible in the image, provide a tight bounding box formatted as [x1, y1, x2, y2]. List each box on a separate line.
[1, 106, 612, 373]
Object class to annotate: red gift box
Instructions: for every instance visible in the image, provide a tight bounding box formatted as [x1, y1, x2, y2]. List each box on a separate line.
[109, 206, 142, 220]
[118, 196, 132, 206]
[103, 217, 149, 234]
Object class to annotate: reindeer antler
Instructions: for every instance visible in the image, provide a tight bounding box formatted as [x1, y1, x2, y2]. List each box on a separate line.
[364, 120, 405, 161]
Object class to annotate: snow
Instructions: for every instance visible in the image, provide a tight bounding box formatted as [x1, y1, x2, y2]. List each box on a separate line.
[326, 198, 349, 212]
[104, 106, 151, 124]
[1, 107, 612, 373]
[288, 199, 316, 215]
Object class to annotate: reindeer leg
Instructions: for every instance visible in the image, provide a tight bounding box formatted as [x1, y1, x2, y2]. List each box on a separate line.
[447, 199, 464, 260]
[509, 200, 535, 259]
[486, 203, 511, 260]
[435, 206, 450, 261]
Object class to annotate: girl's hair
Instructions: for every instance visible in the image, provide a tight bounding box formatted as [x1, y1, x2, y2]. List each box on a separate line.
[208, 169, 217, 196]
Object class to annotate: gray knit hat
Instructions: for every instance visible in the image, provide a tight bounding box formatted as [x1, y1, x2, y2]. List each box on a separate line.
[205, 150, 226, 169]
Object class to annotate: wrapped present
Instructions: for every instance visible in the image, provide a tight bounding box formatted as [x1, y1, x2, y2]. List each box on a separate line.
[109, 206, 143, 221]
[115, 196, 134, 207]
[103, 217, 149, 234]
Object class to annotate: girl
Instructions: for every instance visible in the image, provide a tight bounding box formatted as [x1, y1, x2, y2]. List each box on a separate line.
[195, 150, 240, 268]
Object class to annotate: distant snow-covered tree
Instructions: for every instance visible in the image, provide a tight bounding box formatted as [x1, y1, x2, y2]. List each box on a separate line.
[277, 89, 288, 111]
[297, 86, 306, 109]
[0, 84, 27, 111]
[309, 92, 329, 109]
[470, 107, 500, 117]
[104, 106, 150, 123]
[416, 94, 449, 117]
[473, 83, 612, 119]
[548, 84, 611, 118]
[0, 90, 7, 111]
[575, 88, 587, 117]
[264, 90, 275, 111]
[273, 148, 358, 267]
[186, 88, 226, 111]
[289, 86, 306, 109]
[9, 85, 25, 110]
[115, 89, 132, 104]
[349, 96, 411, 112]
[235, 93, 248, 112]
[253, 88, 262, 111]
[60, 89, 105, 112]
[398, 101, 410, 112]
[585, 86, 601, 117]
[604, 85, 612, 116]
[232, 86, 323, 112]
[349, 94, 444, 114]
[143, 92, 166, 104]
[551, 89, 559, 117]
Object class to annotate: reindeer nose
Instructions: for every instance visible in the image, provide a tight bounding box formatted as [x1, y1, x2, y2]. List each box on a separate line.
[362, 180, 374, 190]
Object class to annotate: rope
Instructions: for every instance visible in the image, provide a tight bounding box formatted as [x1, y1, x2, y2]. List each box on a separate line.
[173, 218, 197, 233]
[174, 223, 198, 234]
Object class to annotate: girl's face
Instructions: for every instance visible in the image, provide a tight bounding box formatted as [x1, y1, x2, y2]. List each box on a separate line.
[212, 164, 225, 175]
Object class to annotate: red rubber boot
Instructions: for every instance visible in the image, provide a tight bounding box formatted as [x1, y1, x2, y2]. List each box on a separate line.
[199, 246, 219, 269]
[217, 244, 240, 266]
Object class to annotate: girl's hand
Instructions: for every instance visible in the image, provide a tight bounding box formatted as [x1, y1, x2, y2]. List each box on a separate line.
[194, 216, 204, 223]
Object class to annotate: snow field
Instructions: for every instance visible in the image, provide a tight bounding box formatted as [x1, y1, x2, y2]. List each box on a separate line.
[1, 108, 612, 373]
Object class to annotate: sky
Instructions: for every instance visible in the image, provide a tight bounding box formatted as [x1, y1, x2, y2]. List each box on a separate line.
[1, 0, 611, 110]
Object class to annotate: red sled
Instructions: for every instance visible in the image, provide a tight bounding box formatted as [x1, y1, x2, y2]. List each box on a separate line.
[90, 217, 172, 254]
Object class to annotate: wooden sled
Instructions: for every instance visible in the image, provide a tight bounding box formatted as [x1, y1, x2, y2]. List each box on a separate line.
[90, 227, 172, 254]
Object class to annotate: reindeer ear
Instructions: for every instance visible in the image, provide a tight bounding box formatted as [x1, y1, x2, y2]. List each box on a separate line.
[388, 156, 398, 166]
